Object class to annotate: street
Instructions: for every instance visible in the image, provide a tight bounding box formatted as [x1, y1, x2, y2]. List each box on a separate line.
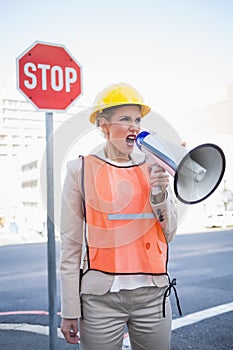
[169, 228, 233, 349]
[0, 228, 233, 349]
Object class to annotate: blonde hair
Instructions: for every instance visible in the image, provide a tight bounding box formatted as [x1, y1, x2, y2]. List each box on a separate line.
[96, 104, 141, 127]
[96, 107, 117, 127]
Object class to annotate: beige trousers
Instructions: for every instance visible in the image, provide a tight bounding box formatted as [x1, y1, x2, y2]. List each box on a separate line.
[80, 286, 172, 350]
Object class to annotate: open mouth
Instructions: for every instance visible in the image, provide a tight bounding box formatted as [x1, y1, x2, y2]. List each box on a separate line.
[126, 134, 136, 147]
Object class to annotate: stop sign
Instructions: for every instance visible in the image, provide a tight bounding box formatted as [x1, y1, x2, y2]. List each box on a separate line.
[16, 41, 82, 111]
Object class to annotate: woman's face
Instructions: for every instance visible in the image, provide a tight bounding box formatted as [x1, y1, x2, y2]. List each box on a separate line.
[103, 105, 142, 160]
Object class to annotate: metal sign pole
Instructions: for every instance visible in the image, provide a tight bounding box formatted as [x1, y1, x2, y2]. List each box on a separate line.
[45, 112, 57, 350]
[17, 40, 82, 350]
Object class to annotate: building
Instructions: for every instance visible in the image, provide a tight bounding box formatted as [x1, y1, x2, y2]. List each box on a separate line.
[0, 96, 85, 232]
[182, 84, 233, 187]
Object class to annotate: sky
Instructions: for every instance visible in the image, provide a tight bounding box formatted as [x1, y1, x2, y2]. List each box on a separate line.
[1, 0, 233, 140]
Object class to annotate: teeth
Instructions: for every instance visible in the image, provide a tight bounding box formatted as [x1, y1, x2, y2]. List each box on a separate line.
[126, 135, 135, 146]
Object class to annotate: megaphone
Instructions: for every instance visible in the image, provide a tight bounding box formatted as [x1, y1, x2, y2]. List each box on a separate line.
[136, 130, 226, 205]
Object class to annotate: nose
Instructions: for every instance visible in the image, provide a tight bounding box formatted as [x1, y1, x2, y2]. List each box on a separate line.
[129, 121, 140, 131]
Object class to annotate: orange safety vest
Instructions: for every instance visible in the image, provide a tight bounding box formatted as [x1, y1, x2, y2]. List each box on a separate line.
[82, 155, 168, 275]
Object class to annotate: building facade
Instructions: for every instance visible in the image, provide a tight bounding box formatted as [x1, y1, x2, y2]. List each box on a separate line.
[0, 96, 84, 233]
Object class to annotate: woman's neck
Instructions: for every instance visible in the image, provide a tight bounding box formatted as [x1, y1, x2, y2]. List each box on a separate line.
[104, 144, 130, 163]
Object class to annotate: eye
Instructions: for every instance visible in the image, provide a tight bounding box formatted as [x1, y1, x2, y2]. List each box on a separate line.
[119, 116, 131, 122]
[119, 116, 141, 124]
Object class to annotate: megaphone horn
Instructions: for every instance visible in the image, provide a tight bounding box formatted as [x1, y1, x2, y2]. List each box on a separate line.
[136, 131, 226, 205]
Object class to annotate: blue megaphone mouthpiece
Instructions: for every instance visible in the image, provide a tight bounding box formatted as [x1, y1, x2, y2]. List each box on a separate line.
[135, 130, 150, 149]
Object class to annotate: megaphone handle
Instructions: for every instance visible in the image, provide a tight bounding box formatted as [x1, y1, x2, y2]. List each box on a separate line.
[144, 152, 163, 196]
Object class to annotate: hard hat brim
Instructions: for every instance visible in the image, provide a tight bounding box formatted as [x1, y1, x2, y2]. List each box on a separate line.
[89, 103, 151, 124]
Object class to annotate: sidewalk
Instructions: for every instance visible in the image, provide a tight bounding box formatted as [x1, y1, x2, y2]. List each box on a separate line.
[0, 220, 207, 248]
[0, 229, 47, 247]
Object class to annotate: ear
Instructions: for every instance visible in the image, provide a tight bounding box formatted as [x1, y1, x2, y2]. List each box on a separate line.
[99, 117, 110, 136]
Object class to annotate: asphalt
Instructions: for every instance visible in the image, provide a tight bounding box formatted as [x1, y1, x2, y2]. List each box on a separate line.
[0, 329, 80, 350]
[0, 328, 132, 350]
[0, 230, 131, 350]
[1, 227, 230, 350]
[2, 313, 233, 350]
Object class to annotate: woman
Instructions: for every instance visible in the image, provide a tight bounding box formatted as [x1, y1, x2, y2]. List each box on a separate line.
[60, 82, 178, 350]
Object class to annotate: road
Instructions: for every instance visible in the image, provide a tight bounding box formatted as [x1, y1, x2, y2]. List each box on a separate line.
[0, 228, 233, 349]
[169, 228, 233, 349]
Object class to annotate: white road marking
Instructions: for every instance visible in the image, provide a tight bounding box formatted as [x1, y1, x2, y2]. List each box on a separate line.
[0, 323, 63, 339]
[172, 301, 233, 330]
[0, 302, 233, 337]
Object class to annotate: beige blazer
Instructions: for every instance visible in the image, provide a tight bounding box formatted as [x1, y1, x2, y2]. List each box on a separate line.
[59, 150, 177, 319]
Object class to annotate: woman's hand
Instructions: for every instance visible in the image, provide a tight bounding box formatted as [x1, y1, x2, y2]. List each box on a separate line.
[149, 163, 169, 203]
[61, 318, 80, 344]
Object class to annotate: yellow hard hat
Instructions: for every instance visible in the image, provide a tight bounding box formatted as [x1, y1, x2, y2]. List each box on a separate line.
[89, 82, 151, 124]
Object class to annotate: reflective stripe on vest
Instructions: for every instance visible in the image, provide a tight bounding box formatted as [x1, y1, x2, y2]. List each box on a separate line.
[82, 155, 168, 275]
[108, 213, 155, 220]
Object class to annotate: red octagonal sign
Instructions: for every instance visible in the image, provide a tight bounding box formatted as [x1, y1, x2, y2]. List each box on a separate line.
[16, 41, 82, 111]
